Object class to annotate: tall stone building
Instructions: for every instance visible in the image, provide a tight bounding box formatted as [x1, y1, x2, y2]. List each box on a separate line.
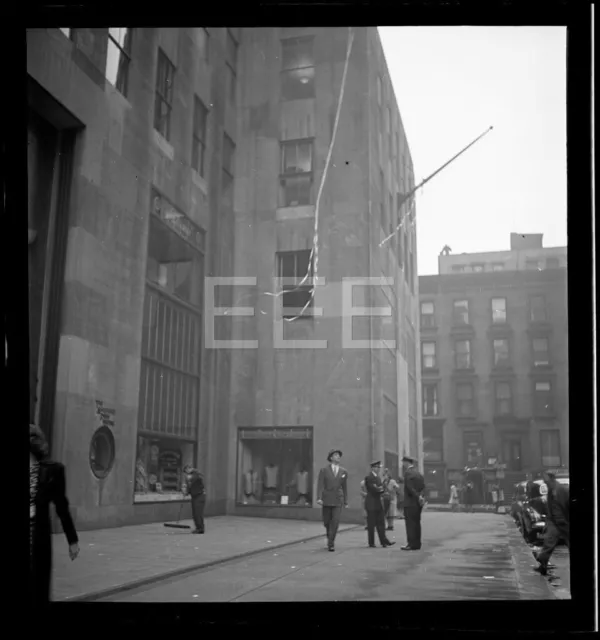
[26, 26, 420, 529]
[419, 234, 568, 502]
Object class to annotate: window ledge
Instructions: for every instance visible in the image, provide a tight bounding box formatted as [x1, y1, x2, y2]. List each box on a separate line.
[153, 129, 175, 160]
[191, 169, 209, 195]
[276, 205, 315, 221]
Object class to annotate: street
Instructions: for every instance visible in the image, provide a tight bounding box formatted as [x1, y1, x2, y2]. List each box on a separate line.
[96, 512, 564, 602]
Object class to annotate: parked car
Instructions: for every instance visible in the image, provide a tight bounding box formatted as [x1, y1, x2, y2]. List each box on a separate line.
[511, 480, 548, 543]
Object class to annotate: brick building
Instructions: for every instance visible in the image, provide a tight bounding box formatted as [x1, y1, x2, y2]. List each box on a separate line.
[419, 235, 568, 503]
[27, 26, 421, 529]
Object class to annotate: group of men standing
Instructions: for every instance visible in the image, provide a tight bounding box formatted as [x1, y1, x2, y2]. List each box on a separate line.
[316, 449, 425, 552]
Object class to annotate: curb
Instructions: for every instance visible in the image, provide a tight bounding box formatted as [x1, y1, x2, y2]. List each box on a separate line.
[61, 523, 362, 602]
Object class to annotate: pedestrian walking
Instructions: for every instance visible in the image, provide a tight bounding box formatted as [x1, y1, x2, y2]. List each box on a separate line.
[316, 449, 348, 551]
[464, 482, 475, 513]
[364, 461, 395, 548]
[382, 468, 392, 526]
[360, 479, 368, 529]
[30, 423, 79, 604]
[401, 456, 425, 551]
[533, 471, 569, 576]
[384, 470, 399, 530]
[449, 482, 459, 512]
[185, 466, 206, 534]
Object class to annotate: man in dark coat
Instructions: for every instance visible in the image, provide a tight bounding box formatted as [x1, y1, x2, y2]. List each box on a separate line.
[401, 455, 425, 551]
[185, 466, 206, 534]
[316, 449, 348, 551]
[30, 424, 79, 604]
[534, 471, 569, 575]
[364, 461, 395, 548]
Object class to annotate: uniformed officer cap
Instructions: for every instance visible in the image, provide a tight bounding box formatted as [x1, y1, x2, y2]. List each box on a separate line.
[402, 456, 416, 464]
[370, 460, 382, 468]
[327, 449, 343, 461]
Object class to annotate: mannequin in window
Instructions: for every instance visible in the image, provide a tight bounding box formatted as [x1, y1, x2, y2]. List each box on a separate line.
[243, 468, 259, 504]
[263, 463, 279, 503]
[295, 467, 310, 506]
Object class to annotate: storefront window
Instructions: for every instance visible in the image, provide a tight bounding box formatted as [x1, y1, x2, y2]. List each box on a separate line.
[134, 435, 195, 502]
[237, 427, 313, 506]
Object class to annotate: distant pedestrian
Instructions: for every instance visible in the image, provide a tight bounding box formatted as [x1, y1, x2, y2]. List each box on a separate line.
[401, 456, 426, 551]
[464, 482, 475, 513]
[30, 424, 79, 604]
[360, 479, 368, 529]
[449, 483, 459, 512]
[316, 449, 348, 552]
[185, 466, 206, 534]
[382, 469, 392, 526]
[384, 471, 399, 530]
[364, 461, 395, 548]
[534, 471, 569, 576]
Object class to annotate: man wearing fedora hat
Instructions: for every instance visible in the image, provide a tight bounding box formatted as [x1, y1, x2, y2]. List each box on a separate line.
[316, 449, 348, 551]
[364, 461, 395, 548]
[401, 456, 426, 551]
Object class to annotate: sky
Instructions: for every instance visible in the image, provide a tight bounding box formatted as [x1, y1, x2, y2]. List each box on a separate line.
[378, 27, 567, 276]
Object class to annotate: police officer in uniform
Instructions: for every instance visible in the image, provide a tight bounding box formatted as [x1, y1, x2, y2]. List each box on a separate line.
[364, 461, 395, 548]
[401, 455, 425, 550]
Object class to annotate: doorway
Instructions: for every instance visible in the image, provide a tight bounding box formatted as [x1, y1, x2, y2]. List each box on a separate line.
[502, 438, 523, 472]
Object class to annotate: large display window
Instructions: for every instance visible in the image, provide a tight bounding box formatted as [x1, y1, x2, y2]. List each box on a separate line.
[134, 435, 195, 502]
[237, 428, 313, 506]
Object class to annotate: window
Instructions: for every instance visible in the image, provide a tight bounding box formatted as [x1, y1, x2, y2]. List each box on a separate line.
[389, 193, 394, 239]
[154, 49, 175, 140]
[225, 29, 238, 104]
[423, 425, 443, 462]
[453, 299, 469, 325]
[534, 381, 553, 415]
[472, 263, 484, 273]
[386, 106, 391, 134]
[493, 338, 510, 367]
[525, 259, 541, 270]
[420, 301, 435, 328]
[237, 428, 313, 506]
[454, 340, 471, 369]
[281, 36, 315, 100]
[546, 257, 560, 269]
[530, 295, 547, 322]
[495, 382, 512, 416]
[423, 383, 438, 417]
[456, 383, 474, 417]
[491, 297, 507, 324]
[532, 337, 550, 366]
[191, 97, 208, 177]
[464, 431, 483, 466]
[106, 28, 132, 96]
[421, 341, 437, 370]
[451, 265, 465, 273]
[492, 263, 504, 271]
[540, 430, 561, 467]
[376, 76, 382, 105]
[277, 250, 314, 318]
[221, 134, 235, 210]
[280, 140, 313, 207]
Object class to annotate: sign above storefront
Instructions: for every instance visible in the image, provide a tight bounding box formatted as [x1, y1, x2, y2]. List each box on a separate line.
[239, 428, 312, 440]
[152, 189, 205, 253]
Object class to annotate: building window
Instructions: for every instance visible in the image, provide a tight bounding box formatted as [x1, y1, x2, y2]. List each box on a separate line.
[540, 430, 561, 467]
[534, 381, 553, 415]
[224, 28, 238, 104]
[532, 337, 550, 367]
[280, 140, 313, 207]
[495, 382, 512, 416]
[546, 257, 560, 269]
[376, 76, 382, 105]
[493, 338, 510, 368]
[451, 265, 465, 273]
[277, 250, 314, 318]
[472, 263, 485, 273]
[423, 425, 443, 463]
[452, 299, 469, 325]
[456, 383, 474, 417]
[525, 259, 541, 270]
[106, 28, 132, 96]
[530, 295, 547, 322]
[237, 427, 313, 506]
[154, 49, 175, 141]
[420, 301, 435, 328]
[281, 36, 315, 101]
[191, 97, 208, 177]
[423, 383, 438, 417]
[422, 341, 437, 370]
[454, 340, 471, 369]
[464, 431, 483, 467]
[491, 297, 507, 324]
[491, 263, 504, 271]
[221, 134, 235, 210]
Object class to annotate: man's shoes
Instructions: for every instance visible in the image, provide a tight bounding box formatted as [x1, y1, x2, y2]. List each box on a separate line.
[192, 529, 204, 534]
[383, 541, 396, 547]
[328, 547, 335, 552]
[534, 563, 548, 576]
[401, 545, 413, 551]
[369, 544, 376, 548]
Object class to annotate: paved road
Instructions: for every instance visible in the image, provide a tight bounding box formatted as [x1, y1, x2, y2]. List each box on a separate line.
[99, 513, 558, 602]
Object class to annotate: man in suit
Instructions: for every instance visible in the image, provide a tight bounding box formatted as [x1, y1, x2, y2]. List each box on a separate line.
[401, 455, 426, 551]
[30, 423, 79, 604]
[364, 461, 395, 548]
[316, 449, 348, 551]
[185, 465, 206, 534]
[534, 471, 569, 575]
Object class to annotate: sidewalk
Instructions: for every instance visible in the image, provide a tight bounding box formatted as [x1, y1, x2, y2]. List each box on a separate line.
[52, 516, 359, 602]
[425, 503, 507, 514]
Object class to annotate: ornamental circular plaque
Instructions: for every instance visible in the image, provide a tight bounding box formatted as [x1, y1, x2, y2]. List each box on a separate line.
[89, 426, 116, 479]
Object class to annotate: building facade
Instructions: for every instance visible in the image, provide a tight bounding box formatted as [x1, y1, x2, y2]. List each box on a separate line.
[419, 235, 568, 503]
[27, 26, 421, 529]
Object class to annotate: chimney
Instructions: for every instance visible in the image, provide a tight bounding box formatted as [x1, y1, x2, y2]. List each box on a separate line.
[510, 233, 543, 250]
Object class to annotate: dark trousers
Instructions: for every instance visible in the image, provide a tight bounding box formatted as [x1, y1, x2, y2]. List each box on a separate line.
[191, 495, 206, 532]
[537, 520, 569, 566]
[366, 509, 388, 546]
[322, 506, 342, 547]
[404, 506, 422, 549]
